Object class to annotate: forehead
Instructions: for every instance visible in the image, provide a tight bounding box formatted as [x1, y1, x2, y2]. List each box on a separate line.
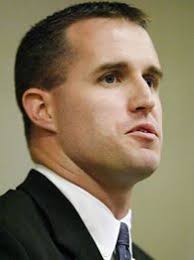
[66, 18, 160, 70]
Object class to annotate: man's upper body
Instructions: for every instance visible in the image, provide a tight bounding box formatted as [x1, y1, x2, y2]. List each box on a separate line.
[0, 168, 153, 260]
[0, 2, 163, 259]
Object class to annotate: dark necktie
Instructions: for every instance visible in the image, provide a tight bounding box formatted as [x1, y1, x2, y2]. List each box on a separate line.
[116, 222, 132, 260]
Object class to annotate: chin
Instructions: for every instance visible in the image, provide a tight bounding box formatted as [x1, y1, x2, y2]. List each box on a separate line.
[144, 150, 160, 169]
[129, 150, 161, 182]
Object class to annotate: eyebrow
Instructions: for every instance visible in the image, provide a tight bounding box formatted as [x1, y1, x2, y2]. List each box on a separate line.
[92, 62, 128, 75]
[144, 65, 163, 79]
[92, 61, 163, 79]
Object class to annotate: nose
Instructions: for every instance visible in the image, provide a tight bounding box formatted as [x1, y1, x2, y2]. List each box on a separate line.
[128, 78, 155, 114]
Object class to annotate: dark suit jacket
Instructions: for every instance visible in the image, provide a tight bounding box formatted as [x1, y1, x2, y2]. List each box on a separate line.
[0, 170, 153, 260]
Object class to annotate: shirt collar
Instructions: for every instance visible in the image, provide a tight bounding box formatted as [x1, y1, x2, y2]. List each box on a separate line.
[35, 164, 132, 260]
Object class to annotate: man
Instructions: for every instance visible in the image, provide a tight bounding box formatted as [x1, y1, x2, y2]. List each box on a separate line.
[0, 2, 163, 260]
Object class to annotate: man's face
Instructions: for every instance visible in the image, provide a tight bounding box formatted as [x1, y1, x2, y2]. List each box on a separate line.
[52, 18, 163, 186]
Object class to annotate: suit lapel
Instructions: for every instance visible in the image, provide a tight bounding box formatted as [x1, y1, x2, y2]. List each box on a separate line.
[18, 170, 103, 260]
[132, 243, 153, 260]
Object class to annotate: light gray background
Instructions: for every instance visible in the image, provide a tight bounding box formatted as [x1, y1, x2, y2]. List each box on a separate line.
[0, 1, 194, 259]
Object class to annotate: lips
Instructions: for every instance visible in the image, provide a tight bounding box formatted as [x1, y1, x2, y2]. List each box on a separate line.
[126, 123, 158, 137]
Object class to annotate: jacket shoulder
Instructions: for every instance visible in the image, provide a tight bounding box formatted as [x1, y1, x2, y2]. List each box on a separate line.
[0, 189, 65, 259]
[0, 189, 40, 230]
[0, 190, 35, 259]
[0, 225, 30, 260]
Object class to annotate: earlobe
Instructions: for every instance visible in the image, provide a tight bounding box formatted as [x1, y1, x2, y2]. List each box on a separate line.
[22, 88, 57, 133]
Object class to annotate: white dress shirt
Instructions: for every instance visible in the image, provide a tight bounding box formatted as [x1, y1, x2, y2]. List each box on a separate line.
[35, 164, 134, 260]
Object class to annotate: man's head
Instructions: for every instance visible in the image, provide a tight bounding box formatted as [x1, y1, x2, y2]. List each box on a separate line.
[15, 2, 163, 187]
[15, 2, 148, 141]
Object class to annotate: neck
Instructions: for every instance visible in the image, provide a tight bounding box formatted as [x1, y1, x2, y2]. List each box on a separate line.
[30, 135, 133, 219]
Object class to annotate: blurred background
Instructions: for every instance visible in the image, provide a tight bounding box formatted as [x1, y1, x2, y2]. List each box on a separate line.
[0, 0, 193, 259]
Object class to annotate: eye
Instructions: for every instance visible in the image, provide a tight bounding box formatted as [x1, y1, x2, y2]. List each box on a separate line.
[145, 77, 154, 87]
[143, 75, 158, 89]
[99, 71, 122, 86]
[103, 74, 117, 84]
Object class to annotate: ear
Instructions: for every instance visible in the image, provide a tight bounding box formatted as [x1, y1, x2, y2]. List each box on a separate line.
[22, 88, 57, 133]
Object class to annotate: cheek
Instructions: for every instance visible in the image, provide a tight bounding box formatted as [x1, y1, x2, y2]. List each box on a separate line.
[83, 93, 125, 134]
[54, 84, 126, 140]
[154, 98, 163, 138]
[154, 96, 162, 120]
[158, 100, 163, 125]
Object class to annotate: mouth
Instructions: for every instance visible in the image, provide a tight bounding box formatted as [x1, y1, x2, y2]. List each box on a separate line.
[126, 123, 159, 139]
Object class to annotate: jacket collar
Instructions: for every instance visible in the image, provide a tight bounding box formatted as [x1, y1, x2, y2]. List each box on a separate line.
[18, 169, 103, 260]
